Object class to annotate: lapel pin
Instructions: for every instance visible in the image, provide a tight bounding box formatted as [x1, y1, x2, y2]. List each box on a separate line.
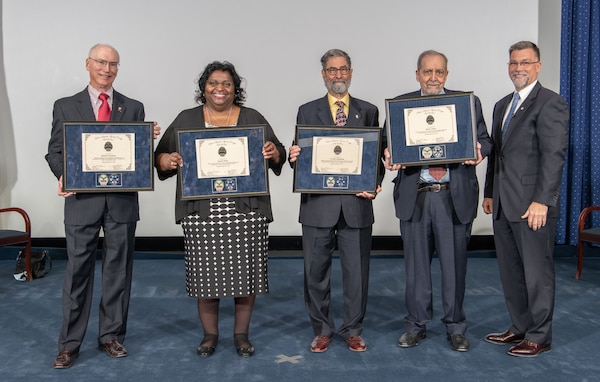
[117, 106, 123, 112]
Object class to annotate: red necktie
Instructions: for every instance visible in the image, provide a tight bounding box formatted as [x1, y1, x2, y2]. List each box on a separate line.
[428, 165, 447, 181]
[98, 93, 111, 121]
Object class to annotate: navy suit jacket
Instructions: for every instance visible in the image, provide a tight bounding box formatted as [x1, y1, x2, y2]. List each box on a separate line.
[392, 89, 492, 224]
[296, 95, 382, 228]
[484, 82, 568, 221]
[46, 88, 145, 225]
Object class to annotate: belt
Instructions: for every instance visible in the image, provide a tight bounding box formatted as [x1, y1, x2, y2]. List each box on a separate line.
[417, 183, 450, 193]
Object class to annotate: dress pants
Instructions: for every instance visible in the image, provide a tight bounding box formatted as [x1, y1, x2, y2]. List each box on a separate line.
[400, 189, 468, 335]
[59, 212, 136, 352]
[302, 213, 372, 339]
[493, 206, 556, 344]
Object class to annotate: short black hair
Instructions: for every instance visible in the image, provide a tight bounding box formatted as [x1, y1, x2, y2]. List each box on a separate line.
[195, 61, 246, 105]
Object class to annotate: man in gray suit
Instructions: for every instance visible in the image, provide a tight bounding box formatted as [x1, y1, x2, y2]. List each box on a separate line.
[483, 41, 568, 357]
[289, 49, 383, 353]
[384, 50, 492, 352]
[46, 44, 159, 368]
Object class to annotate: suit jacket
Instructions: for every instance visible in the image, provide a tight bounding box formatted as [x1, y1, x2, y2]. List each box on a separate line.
[484, 82, 568, 221]
[296, 95, 382, 228]
[46, 88, 145, 225]
[392, 89, 492, 224]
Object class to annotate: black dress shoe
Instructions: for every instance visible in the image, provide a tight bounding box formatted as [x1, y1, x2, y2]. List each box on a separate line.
[197, 334, 218, 357]
[508, 340, 551, 357]
[447, 334, 470, 352]
[234, 333, 255, 357]
[398, 331, 426, 348]
[485, 330, 524, 345]
[53, 350, 79, 369]
[98, 340, 128, 358]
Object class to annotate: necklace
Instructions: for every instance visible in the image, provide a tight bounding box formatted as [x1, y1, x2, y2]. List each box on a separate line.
[205, 106, 233, 126]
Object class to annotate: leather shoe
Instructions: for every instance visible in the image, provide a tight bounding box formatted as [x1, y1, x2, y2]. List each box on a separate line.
[53, 350, 78, 369]
[98, 340, 128, 358]
[310, 335, 331, 353]
[485, 330, 524, 345]
[234, 333, 255, 357]
[197, 334, 218, 357]
[447, 334, 470, 352]
[398, 331, 426, 348]
[508, 340, 551, 357]
[345, 336, 366, 352]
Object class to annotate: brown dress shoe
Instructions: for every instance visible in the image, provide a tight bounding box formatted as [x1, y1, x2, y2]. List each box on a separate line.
[485, 330, 524, 345]
[310, 335, 331, 353]
[508, 340, 551, 357]
[98, 339, 128, 358]
[346, 336, 367, 352]
[53, 350, 78, 369]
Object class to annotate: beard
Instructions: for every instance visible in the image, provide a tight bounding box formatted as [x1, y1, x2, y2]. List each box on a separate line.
[422, 81, 443, 95]
[325, 78, 351, 95]
[510, 71, 530, 90]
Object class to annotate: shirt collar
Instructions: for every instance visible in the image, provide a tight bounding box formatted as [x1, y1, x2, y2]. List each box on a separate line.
[327, 93, 350, 108]
[88, 85, 114, 102]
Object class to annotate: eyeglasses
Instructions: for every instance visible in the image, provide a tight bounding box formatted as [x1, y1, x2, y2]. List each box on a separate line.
[325, 66, 351, 75]
[206, 80, 233, 88]
[508, 61, 539, 68]
[89, 57, 120, 69]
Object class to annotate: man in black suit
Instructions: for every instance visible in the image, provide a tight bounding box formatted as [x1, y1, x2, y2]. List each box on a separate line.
[46, 44, 159, 368]
[289, 49, 383, 353]
[483, 41, 568, 357]
[384, 50, 492, 352]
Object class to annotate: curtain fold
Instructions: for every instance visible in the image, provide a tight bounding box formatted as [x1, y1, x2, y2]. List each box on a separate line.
[558, 0, 600, 244]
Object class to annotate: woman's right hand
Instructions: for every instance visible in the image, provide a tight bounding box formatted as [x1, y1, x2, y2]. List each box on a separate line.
[157, 152, 183, 171]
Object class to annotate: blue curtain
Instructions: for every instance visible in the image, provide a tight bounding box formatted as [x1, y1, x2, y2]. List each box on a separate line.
[558, 0, 600, 245]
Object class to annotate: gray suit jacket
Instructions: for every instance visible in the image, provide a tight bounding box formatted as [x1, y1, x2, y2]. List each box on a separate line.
[392, 89, 492, 224]
[45, 88, 145, 225]
[484, 82, 569, 221]
[295, 95, 382, 228]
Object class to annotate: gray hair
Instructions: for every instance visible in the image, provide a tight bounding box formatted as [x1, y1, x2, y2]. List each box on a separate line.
[320, 49, 351, 70]
[417, 50, 448, 70]
[509, 41, 540, 60]
[88, 43, 120, 62]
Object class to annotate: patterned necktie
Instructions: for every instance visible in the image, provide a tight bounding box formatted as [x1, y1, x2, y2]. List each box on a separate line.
[335, 101, 347, 126]
[501, 92, 520, 139]
[98, 93, 111, 121]
[428, 165, 447, 181]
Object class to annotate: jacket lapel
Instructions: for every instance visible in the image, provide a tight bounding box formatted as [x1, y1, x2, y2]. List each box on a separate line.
[110, 91, 126, 121]
[74, 89, 96, 120]
[502, 82, 541, 146]
[317, 96, 334, 125]
[346, 97, 363, 126]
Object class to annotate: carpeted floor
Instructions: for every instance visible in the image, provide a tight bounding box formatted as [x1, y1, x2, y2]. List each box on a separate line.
[1, 248, 599, 382]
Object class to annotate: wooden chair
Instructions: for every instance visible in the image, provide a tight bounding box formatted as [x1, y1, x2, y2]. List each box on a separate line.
[576, 206, 600, 280]
[0, 207, 32, 281]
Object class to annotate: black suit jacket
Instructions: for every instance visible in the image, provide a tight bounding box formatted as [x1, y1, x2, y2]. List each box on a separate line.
[484, 82, 568, 221]
[46, 88, 145, 225]
[295, 95, 382, 228]
[392, 89, 492, 224]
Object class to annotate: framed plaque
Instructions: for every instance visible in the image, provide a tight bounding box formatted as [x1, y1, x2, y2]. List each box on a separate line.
[63, 122, 154, 192]
[386, 92, 477, 166]
[177, 125, 268, 200]
[293, 125, 382, 194]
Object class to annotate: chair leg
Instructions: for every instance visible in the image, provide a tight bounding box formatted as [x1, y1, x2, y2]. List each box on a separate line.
[576, 240, 584, 280]
[24, 242, 32, 282]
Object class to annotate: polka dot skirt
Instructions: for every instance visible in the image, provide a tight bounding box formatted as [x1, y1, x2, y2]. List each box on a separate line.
[181, 198, 269, 299]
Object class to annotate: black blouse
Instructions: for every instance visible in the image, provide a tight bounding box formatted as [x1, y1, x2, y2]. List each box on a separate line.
[154, 105, 286, 223]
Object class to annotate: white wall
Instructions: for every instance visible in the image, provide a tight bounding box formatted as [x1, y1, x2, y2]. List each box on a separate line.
[1, 0, 553, 238]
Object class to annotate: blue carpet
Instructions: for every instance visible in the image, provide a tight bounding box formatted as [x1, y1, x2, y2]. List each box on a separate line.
[1, 252, 599, 382]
